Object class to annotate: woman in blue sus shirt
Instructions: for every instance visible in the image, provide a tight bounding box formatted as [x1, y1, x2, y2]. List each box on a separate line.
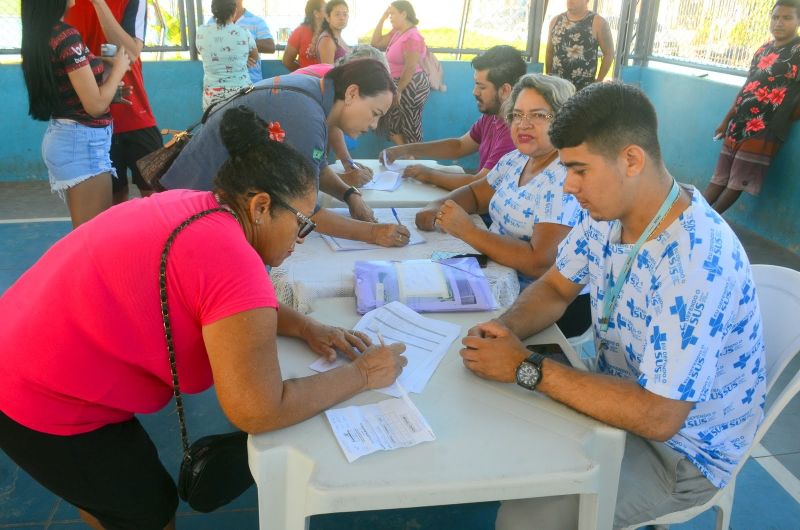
[415, 74, 590, 338]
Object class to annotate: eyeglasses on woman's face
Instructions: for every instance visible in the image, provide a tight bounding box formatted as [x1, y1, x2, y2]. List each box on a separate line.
[274, 199, 316, 238]
[508, 110, 554, 126]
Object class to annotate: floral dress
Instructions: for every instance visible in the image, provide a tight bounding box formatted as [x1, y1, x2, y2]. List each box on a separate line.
[727, 36, 800, 144]
[549, 11, 598, 91]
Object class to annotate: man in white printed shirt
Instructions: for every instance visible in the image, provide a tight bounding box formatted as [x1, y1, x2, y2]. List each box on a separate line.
[460, 82, 766, 529]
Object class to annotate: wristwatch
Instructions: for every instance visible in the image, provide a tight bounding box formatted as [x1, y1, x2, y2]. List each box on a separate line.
[342, 186, 361, 203]
[515, 351, 545, 391]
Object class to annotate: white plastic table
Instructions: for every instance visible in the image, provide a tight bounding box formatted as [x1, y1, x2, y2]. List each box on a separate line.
[269, 208, 520, 313]
[248, 298, 625, 530]
[322, 159, 461, 208]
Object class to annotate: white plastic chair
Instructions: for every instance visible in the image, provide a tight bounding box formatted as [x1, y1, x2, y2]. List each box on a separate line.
[630, 264, 800, 530]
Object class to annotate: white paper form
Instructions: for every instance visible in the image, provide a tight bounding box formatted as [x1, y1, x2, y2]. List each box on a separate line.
[361, 170, 402, 191]
[325, 393, 436, 462]
[380, 151, 403, 172]
[310, 301, 461, 397]
[321, 208, 426, 251]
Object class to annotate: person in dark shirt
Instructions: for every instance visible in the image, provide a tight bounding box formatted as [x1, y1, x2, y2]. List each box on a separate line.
[704, 0, 800, 213]
[546, 0, 614, 91]
[20, 0, 131, 227]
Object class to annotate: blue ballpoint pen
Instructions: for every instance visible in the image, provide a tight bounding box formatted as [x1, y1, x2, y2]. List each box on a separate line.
[391, 207, 403, 225]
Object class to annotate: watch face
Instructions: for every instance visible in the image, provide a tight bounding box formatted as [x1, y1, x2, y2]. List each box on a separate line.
[516, 361, 540, 390]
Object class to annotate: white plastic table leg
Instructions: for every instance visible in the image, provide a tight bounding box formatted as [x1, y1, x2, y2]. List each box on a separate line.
[249, 445, 314, 530]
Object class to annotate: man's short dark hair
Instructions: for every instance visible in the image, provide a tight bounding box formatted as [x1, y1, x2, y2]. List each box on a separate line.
[774, 0, 800, 17]
[471, 45, 527, 90]
[549, 82, 663, 163]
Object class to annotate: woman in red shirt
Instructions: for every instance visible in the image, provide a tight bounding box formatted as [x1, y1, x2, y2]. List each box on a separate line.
[0, 106, 407, 530]
[283, 0, 325, 71]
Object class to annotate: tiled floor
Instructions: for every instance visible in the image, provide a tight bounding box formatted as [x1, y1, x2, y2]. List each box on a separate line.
[1, 181, 799, 530]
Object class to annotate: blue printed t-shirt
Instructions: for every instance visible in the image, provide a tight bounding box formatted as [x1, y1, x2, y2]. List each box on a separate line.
[555, 185, 766, 488]
[161, 74, 334, 193]
[487, 150, 582, 241]
[209, 10, 273, 83]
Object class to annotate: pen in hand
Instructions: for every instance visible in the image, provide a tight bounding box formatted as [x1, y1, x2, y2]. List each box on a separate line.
[391, 207, 403, 226]
[376, 330, 413, 404]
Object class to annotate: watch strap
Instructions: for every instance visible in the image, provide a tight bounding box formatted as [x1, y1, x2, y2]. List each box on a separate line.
[525, 351, 545, 367]
[342, 186, 361, 202]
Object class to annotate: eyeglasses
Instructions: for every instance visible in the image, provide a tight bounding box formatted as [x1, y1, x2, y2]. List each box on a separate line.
[509, 110, 554, 125]
[274, 199, 316, 238]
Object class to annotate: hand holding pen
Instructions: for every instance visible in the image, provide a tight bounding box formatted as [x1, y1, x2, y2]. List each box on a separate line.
[353, 330, 408, 390]
[372, 207, 410, 247]
[377, 331, 413, 403]
[340, 158, 373, 187]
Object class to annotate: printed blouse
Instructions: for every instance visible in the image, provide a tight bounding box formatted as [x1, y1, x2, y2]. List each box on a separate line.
[727, 36, 800, 143]
[549, 11, 599, 91]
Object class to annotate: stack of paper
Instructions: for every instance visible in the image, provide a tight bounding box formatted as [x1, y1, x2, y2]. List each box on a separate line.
[321, 208, 426, 251]
[325, 394, 436, 462]
[361, 170, 402, 191]
[310, 301, 461, 396]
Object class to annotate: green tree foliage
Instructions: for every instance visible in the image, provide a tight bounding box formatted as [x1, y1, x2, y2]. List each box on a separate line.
[147, 0, 183, 46]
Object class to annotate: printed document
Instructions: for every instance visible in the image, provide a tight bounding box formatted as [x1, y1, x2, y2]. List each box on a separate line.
[310, 301, 461, 397]
[321, 208, 426, 251]
[325, 390, 436, 462]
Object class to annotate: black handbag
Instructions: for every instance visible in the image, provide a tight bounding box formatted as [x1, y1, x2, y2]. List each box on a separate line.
[160, 207, 255, 513]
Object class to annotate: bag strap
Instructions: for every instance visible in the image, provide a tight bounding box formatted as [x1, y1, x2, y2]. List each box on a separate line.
[163, 80, 324, 149]
[160, 206, 239, 462]
[199, 80, 325, 129]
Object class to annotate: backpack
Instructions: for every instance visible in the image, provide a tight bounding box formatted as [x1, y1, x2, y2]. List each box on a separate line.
[421, 51, 447, 92]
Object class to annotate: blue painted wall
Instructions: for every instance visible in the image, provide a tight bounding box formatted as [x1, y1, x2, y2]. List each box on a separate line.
[622, 66, 800, 254]
[1, 60, 797, 252]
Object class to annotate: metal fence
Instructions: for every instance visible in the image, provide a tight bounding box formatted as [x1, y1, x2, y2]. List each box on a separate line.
[0, 0, 533, 58]
[0, 0, 782, 74]
[651, 0, 775, 72]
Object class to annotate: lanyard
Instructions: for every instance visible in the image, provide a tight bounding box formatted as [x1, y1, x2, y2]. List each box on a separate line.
[599, 180, 681, 332]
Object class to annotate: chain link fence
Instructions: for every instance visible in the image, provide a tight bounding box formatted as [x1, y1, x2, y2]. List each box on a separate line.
[652, 0, 775, 71]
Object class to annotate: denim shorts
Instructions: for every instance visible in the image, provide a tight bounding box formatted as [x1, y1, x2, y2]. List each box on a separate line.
[42, 119, 116, 192]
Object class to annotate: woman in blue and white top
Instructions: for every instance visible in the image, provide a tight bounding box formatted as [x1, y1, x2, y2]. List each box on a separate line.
[415, 73, 590, 337]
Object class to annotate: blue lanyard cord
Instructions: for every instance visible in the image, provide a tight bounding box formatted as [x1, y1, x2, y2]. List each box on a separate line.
[599, 180, 681, 332]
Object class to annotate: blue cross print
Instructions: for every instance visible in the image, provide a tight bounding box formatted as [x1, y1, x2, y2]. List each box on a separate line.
[650, 325, 667, 350]
[703, 255, 723, 282]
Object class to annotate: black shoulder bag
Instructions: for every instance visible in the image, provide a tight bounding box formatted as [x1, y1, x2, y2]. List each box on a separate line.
[160, 207, 254, 513]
